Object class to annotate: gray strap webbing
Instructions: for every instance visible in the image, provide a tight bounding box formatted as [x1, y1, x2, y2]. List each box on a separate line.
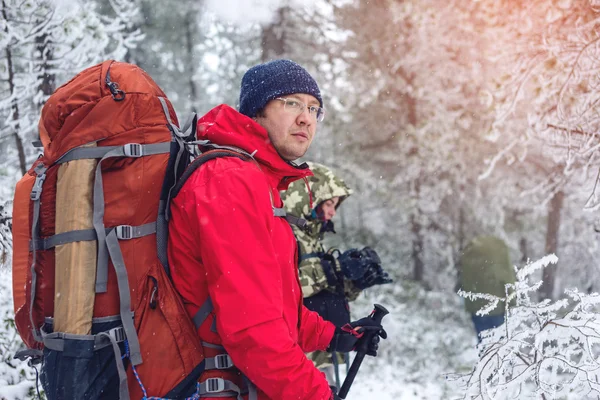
[244, 376, 258, 400]
[45, 314, 123, 325]
[204, 354, 234, 370]
[158, 97, 197, 144]
[105, 228, 142, 365]
[32, 228, 98, 251]
[187, 139, 211, 147]
[30, 222, 156, 251]
[98, 331, 130, 400]
[284, 214, 308, 230]
[201, 341, 225, 350]
[158, 97, 183, 138]
[193, 296, 214, 329]
[29, 163, 47, 342]
[57, 142, 171, 164]
[198, 378, 244, 400]
[158, 96, 186, 226]
[273, 207, 286, 217]
[93, 143, 169, 293]
[273, 207, 289, 217]
[179, 113, 197, 139]
[199, 347, 256, 400]
[42, 326, 125, 352]
[56, 145, 117, 164]
[114, 222, 156, 240]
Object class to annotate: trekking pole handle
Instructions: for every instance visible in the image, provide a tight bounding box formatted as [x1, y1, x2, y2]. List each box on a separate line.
[337, 304, 389, 399]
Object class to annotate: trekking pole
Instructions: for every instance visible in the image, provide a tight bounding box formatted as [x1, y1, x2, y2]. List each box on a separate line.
[337, 304, 389, 399]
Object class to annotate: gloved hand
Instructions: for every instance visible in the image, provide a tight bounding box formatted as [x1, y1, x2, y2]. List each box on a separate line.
[338, 247, 381, 280]
[352, 263, 394, 290]
[327, 316, 387, 356]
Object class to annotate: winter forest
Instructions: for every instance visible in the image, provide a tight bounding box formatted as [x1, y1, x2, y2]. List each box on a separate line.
[2, 0, 600, 399]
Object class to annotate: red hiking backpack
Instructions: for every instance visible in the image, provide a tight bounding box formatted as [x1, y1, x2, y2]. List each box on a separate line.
[11, 60, 207, 399]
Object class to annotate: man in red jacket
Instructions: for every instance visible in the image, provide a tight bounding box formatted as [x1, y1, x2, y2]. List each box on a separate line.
[168, 59, 385, 400]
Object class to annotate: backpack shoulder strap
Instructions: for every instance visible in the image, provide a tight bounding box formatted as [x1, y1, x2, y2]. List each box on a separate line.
[169, 149, 250, 203]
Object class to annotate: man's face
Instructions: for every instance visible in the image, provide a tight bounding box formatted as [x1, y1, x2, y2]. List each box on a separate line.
[254, 93, 319, 161]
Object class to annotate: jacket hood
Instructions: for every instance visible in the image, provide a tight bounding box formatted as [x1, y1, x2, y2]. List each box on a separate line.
[197, 104, 311, 190]
[282, 161, 352, 220]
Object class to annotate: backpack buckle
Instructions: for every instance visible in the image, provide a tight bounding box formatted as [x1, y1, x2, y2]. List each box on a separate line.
[116, 225, 133, 240]
[108, 327, 125, 343]
[205, 378, 225, 393]
[30, 174, 46, 201]
[214, 354, 233, 369]
[124, 143, 143, 157]
[30, 165, 48, 201]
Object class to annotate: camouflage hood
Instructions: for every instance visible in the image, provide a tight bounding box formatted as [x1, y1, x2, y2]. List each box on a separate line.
[282, 162, 353, 250]
[282, 162, 353, 220]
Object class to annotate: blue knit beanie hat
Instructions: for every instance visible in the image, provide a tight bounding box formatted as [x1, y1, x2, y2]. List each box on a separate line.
[238, 59, 323, 118]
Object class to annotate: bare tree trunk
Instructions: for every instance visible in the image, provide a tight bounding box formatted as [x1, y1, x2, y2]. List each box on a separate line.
[356, 182, 368, 244]
[411, 179, 425, 282]
[519, 237, 528, 263]
[34, 30, 55, 153]
[3, 1, 26, 175]
[411, 212, 425, 282]
[184, 13, 197, 113]
[541, 190, 564, 300]
[261, 7, 287, 61]
[36, 33, 55, 100]
[454, 202, 466, 286]
[458, 202, 465, 252]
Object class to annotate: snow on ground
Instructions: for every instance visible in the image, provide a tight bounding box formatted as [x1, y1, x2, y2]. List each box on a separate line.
[343, 281, 479, 399]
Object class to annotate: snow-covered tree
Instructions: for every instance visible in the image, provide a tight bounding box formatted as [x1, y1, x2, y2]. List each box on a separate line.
[456, 254, 600, 399]
[0, 1, 142, 397]
[471, 0, 600, 299]
[0, 0, 142, 177]
[0, 201, 10, 269]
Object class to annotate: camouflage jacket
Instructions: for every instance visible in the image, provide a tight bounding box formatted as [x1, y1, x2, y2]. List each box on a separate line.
[282, 162, 361, 300]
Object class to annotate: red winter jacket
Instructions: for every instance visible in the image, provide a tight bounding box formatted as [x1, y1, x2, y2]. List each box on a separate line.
[168, 104, 336, 399]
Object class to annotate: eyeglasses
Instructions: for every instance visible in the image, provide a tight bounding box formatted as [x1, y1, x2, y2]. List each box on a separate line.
[276, 98, 325, 122]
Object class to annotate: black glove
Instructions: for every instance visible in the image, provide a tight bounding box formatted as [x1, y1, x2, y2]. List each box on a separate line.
[328, 316, 387, 356]
[352, 263, 394, 290]
[338, 247, 381, 280]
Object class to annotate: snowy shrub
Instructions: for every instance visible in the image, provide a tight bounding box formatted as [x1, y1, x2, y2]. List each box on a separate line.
[0, 273, 40, 400]
[0, 201, 11, 270]
[455, 254, 600, 399]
